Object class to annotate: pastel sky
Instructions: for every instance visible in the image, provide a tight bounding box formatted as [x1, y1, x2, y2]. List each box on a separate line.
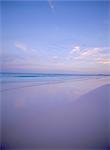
[1, 0, 110, 73]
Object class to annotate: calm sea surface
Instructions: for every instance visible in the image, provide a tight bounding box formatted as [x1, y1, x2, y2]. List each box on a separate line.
[1, 72, 109, 92]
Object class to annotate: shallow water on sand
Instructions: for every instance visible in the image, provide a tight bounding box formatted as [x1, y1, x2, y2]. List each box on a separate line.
[1, 73, 110, 92]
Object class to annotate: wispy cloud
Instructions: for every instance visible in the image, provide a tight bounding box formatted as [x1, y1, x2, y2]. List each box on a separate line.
[97, 58, 110, 64]
[67, 46, 110, 67]
[15, 42, 27, 51]
[48, 0, 55, 13]
[80, 48, 100, 57]
[70, 46, 80, 54]
[69, 46, 109, 58]
[13, 41, 42, 66]
[69, 46, 100, 57]
[4, 41, 110, 73]
[15, 41, 41, 53]
[52, 55, 58, 60]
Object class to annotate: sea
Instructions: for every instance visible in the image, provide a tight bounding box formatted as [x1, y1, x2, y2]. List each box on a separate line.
[0, 72, 110, 91]
[0, 72, 110, 92]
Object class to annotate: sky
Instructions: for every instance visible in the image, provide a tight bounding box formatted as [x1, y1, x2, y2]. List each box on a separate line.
[1, 0, 110, 73]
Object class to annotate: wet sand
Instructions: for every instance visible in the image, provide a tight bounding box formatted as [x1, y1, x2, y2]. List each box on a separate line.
[1, 77, 110, 149]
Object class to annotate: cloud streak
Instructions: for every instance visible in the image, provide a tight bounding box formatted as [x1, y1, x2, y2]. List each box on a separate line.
[68, 46, 110, 65]
[97, 58, 110, 64]
[48, 0, 55, 13]
[15, 42, 27, 51]
[69, 46, 101, 57]
[80, 48, 100, 57]
[4, 41, 109, 73]
[70, 46, 80, 54]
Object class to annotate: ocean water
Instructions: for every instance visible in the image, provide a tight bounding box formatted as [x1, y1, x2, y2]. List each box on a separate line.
[1, 72, 109, 92]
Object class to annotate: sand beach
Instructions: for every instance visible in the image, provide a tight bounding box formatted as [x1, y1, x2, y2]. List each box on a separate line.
[1, 76, 110, 149]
